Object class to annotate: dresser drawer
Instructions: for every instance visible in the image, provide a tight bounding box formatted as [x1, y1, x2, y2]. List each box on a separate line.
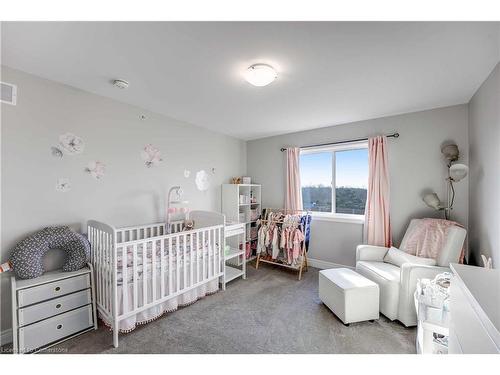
[18, 289, 92, 326]
[18, 274, 90, 307]
[18, 305, 93, 353]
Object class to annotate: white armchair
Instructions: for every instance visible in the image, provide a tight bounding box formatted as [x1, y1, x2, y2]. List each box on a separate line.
[355, 219, 466, 327]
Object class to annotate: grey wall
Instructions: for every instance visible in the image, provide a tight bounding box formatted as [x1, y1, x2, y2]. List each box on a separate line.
[0, 66, 246, 334]
[468, 63, 500, 267]
[247, 105, 469, 266]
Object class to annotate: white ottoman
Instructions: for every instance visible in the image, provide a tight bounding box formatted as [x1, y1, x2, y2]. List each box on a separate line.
[319, 268, 379, 325]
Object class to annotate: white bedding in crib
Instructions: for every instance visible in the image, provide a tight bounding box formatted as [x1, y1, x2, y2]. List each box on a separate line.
[116, 241, 218, 284]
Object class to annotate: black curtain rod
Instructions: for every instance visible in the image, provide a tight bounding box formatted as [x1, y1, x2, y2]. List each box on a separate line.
[280, 132, 399, 152]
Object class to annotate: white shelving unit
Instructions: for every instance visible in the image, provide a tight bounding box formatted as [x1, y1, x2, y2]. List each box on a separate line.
[221, 184, 261, 263]
[221, 223, 247, 289]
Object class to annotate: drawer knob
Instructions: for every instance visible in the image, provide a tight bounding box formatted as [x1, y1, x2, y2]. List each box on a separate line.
[56, 324, 63, 330]
[54, 286, 61, 292]
[56, 303, 62, 309]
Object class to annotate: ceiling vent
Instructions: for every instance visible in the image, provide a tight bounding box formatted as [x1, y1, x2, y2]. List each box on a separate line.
[1, 82, 17, 105]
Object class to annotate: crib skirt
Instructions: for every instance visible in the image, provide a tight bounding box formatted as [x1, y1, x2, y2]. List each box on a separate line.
[100, 270, 219, 333]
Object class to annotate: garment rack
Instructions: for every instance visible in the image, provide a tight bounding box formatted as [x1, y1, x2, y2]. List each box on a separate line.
[255, 208, 311, 280]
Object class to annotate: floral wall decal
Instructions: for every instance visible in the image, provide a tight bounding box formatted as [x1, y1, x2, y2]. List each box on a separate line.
[141, 144, 162, 168]
[59, 133, 85, 155]
[51, 146, 63, 158]
[85, 161, 106, 180]
[55, 178, 71, 192]
[184, 169, 191, 178]
[195, 170, 210, 191]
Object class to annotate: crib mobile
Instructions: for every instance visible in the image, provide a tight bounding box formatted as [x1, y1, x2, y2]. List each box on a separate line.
[0, 226, 90, 279]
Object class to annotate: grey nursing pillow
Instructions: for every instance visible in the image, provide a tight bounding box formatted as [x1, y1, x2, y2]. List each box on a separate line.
[9, 226, 90, 279]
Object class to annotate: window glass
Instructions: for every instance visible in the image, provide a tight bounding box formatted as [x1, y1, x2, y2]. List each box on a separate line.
[335, 148, 368, 215]
[299, 146, 368, 216]
[300, 152, 332, 212]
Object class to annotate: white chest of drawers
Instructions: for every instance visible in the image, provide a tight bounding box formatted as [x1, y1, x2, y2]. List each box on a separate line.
[449, 264, 500, 354]
[11, 264, 97, 353]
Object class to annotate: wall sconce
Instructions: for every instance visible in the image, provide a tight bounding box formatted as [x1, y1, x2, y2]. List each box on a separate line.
[422, 143, 468, 220]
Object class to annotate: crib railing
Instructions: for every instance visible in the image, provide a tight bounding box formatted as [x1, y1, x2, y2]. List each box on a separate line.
[88, 220, 224, 343]
[115, 225, 223, 319]
[88, 220, 116, 323]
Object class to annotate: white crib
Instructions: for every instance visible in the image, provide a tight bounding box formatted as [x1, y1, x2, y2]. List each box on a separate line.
[88, 211, 225, 348]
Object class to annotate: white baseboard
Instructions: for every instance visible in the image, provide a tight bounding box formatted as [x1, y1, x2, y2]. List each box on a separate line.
[1, 328, 12, 346]
[307, 258, 354, 270]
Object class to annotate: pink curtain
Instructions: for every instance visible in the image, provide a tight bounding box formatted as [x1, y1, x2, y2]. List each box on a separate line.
[365, 136, 392, 247]
[284, 147, 303, 211]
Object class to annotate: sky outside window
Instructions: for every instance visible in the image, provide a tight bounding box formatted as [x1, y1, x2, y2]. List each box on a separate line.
[300, 148, 368, 188]
[335, 149, 368, 188]
[300, 152, 332, 187]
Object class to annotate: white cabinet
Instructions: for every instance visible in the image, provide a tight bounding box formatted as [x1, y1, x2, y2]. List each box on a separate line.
[448, 264, 500, 353]
[11, 265, 97, 353]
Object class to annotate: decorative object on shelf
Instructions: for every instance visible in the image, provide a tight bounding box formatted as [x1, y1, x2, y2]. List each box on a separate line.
[84, 160, 106, 180]
[481, 254, 493, 269]
[239, 194, 250, 204]
[195, 170, 210, 191]
[141, 143, 162, 168]
[55, 177, 71, 192]
[242, 176, 251, 184]
[230, 177, 242, 184]
[1, 226, 90, 280]
[422, 142, 468, 220]
[50, 146, 63, 158]
[58, 132, 85, 155]
[166, 186, 189, 233]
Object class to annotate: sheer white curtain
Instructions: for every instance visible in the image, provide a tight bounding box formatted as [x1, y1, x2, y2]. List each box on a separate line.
[284, 147, 303, 211]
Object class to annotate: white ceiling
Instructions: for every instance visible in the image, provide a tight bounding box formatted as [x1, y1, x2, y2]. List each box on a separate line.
[2, 22, 499, 140]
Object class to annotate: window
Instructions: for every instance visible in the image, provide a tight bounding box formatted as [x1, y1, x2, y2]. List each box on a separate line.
[300, 143, 368, 217]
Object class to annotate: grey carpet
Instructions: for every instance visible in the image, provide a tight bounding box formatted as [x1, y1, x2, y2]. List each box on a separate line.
[9, 265, 417, 354]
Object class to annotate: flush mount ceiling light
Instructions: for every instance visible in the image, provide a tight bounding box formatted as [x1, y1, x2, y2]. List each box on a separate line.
[112, 79, 129, 89]
[243, 64, 277, 87]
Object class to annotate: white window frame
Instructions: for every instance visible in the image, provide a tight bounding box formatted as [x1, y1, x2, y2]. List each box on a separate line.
[300, 140, 368, 224]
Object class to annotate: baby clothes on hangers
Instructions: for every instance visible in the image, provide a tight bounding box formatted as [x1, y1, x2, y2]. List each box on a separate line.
[291, 228, 305, 264]
[271, 225, 280, 259]
[256, 222, 267, 254]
